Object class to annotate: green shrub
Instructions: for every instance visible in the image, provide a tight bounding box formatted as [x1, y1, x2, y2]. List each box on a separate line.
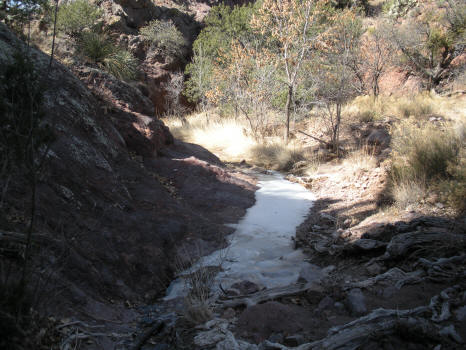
[140, 20, 186, 58]
[77, 32, 138, 81]
[78, 31, 114, 62]
[57, 0, 102, 36]
[103, 49, 138, 81]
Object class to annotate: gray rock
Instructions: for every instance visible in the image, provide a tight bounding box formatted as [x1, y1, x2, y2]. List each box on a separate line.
[383, 286, 398, 299]
[194, 324, 228, 347]
[317, 296, 334, 312]
[216, 332, 239, 350]
[154, 345, 169, 350]
[260, 341, 287, 350]
[367, 129, 390, 147]
[455, 306, 466, 321]
[268, 333, 284, 344]
[283, 334, 305, 347]
[231, 280, 261, 295]
[298, 264, 324, 283]
[223, 308, 236, 320]
[238, 340, 259, 350]
[366, 262, 384, 276]
[346, 288, 367, 316]
[334, 302, 345, 313]
[439, 325, 463, 343]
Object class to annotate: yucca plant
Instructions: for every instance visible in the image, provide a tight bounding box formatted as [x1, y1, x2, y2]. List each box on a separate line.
[77, 31, 138, 81]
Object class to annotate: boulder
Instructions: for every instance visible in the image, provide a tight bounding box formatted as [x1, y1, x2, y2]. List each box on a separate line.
[230, 280, 261, 295]
[346, 288, 367, 316]
[366, 128, 390, 148]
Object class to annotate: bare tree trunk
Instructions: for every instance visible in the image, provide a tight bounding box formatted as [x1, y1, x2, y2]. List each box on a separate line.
[333, 103, 341, 155]
[49, 0, 59, 69]
[284, 85, 293, 144]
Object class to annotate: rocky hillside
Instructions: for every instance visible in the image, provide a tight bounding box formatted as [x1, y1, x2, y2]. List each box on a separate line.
[0, 21, 256, 348]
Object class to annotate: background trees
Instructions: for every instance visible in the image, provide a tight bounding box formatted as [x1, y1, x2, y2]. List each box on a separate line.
[184, 4, 256, 106]
[250, 0, 328, 143]
[389, 0, 465, 90]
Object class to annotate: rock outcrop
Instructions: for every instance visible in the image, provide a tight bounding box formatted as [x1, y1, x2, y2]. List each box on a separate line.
[0, 22, 255, 318]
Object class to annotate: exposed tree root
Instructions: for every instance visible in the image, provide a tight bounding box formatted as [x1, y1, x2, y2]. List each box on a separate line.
[262, 285, 465, 350]
[348, 267, 424, 290]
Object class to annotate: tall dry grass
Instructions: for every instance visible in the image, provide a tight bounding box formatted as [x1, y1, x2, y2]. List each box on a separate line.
[389, 118, 464, 211]
[348, 93, 466, 122]
[164, 112, 314, 172]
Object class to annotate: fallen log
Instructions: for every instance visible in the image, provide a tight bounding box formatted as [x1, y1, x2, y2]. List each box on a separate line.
[217, 283, 322, 308]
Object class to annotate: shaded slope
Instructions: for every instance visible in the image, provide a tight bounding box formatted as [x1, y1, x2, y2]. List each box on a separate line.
[0, 22, 256, 319]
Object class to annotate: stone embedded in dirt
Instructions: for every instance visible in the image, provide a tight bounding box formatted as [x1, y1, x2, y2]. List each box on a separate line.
[455, 306, 466, 321]
[346, 288, 367, 316]
[268, 333, 284, 344]
[316, 296, 335, 313]
[223, 308, 236, 320]
[283, 334, 305, 347]
[382, 286, 399, 299]
[439, 325, 463, 343]
[334, 302, 345, 313]
[366, 262, 385, 276]
[194, 327, 228, 347]
[230, 280, 261, 295]
[298, 265, 324, 283]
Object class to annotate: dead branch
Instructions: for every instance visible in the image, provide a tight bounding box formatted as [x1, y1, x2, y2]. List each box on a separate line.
[217, 283, 322, 308]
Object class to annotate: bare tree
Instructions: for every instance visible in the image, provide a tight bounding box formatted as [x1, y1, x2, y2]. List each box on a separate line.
[165, 71, 186, 118]
[314, 9, 363, 154]
[360, 22, 394, 98]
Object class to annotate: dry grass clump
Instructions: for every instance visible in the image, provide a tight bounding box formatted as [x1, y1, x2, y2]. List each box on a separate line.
[395, 95, 434, 119]
[248, 143, 306, 171]
[350, 95, 390, 122]
[343, 146, 378, 172]
[174, 245, 223, 325]
[389, 118, 464, 212]
[391, 120, 459, 181]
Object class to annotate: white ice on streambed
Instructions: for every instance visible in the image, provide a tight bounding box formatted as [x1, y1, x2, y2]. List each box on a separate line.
[164, 171, 319, 300]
